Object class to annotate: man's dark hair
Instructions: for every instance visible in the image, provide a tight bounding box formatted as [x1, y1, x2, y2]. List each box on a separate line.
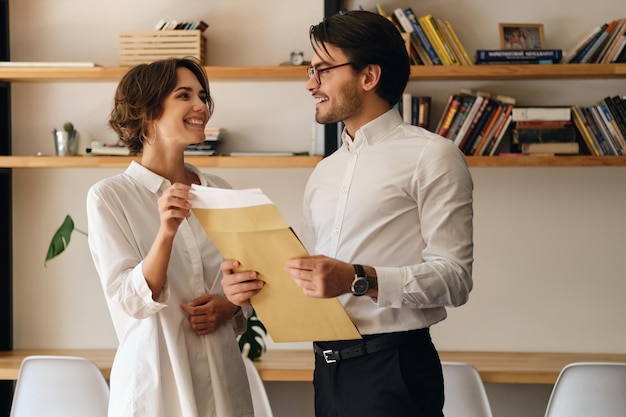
[309, 10, 410, 106]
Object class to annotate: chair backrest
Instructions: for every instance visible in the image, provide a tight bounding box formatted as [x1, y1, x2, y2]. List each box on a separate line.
[442, 362, 493, 417]
[544, 362, 626, 417]
[242, 355, 274, 417]
[10, 355, 109, 417]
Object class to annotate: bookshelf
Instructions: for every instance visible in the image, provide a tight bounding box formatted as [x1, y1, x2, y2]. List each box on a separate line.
[1, 64, 625, 168]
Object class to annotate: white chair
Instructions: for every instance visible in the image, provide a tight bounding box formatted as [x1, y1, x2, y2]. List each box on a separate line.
[442, 362, 493, 417]
[10, 355, 109, 417]
[242, 355, 274, 417]
[544, 362, 626, 417]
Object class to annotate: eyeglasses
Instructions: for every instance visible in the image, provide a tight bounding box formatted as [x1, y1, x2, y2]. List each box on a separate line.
[306, 62, 353, 85]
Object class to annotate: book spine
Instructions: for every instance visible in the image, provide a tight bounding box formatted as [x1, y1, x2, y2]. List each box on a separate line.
[434, 94, 454, 134]
[436, 94, 462, 136]
[597, 18, 625, 63]
[579, 20, 616, 63]
[512, 107, 571, 122]
[442, 20, 473, 65]
[454, 95, 485, 146]
[428, 15, 460, 65]
[475, 49, 563, 61]
[459, 97, 490, 153]
[488, 113, 514, 156]
[588, 105, 620, 154]
[581, 106, 611, 155]
[417, 96, 431, 129]
[402, 92, 412, 124]
[596, 102, 626, 152]
[472, 103, 504, 155]
[570, 23, 609, 63]
[564, 26, 602, 62]
[404, 8, 442, 65]
[392, 9, 426, 65]
[477, 105, 509, 155]
[418, 15, 452, 65]
[572, 106, 602, 156]
[463, 99, 495, 154]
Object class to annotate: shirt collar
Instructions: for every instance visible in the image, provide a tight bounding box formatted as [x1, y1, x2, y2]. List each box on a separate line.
[125, 160, 208, 194]
[343, 108, 403, 152]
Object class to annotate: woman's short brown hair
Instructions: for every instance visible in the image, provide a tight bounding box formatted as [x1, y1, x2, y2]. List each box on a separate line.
[109, 57, 213, 154]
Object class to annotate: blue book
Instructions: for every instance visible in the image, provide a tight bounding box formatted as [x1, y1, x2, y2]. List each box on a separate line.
[403, 8, 442, 65]
[475, 49, 563, 63]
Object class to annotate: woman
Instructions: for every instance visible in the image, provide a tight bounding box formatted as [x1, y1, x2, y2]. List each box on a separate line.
[87, 57, 254, 417]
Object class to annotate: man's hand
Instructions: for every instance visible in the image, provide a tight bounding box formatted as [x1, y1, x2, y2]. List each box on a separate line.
[284, 255, 353, 298]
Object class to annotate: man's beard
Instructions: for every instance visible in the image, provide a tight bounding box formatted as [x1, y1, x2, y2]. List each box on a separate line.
[315, 80, 361, 125]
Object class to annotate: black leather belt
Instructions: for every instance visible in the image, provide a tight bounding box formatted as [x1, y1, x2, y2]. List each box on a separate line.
[314, 328, 428, 364]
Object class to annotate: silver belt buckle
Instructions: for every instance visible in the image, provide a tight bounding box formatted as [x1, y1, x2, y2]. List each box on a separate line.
[322, 349, 337, 364]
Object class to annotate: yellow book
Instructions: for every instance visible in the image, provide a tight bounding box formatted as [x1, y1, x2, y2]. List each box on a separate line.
[427, 15, 460, 65]
[442, 20, 473, 66]
[436, 17, 466, 65]
[418, 14, 452, 65]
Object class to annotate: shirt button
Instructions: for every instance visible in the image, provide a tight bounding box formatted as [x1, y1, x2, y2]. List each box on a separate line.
[334, 229, 339, 234]
[341, 188, 347, 194]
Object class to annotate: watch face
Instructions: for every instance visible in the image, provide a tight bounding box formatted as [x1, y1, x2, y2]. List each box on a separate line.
[352, 278, 369, 296]
[290, 51, 304, 66]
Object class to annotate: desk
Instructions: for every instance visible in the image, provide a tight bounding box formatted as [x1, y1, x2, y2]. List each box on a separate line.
[1, 349, 625, 385]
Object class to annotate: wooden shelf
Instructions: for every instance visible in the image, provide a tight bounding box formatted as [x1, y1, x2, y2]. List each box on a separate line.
[0, 155, 625, 168]
[1, 63, 625, 82]
[0, 155, 324, 168]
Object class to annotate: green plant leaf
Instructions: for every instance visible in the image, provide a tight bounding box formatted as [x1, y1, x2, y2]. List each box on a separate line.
[45, 215, 75, 266]
[238, 309, 267, 361]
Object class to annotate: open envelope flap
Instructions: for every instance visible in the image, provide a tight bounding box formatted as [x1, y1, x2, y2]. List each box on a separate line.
[193, 204, 289, 232]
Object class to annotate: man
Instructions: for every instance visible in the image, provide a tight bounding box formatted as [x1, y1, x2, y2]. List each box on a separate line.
[222, 10, 473, 417]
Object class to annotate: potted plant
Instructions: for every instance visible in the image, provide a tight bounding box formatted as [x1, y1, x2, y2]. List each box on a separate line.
[46, 215, 267, 360]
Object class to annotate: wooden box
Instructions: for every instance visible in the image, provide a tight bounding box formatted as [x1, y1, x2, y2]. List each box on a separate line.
[119, 30, 206, 66]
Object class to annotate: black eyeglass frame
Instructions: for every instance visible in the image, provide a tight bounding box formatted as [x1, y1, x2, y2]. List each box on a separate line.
[306, 62, 354, 84]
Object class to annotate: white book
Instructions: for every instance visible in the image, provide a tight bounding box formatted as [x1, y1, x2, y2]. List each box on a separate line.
[402, 93, 412, 124]
[88, 146, 130, 156]
[512, 107, 571, 122]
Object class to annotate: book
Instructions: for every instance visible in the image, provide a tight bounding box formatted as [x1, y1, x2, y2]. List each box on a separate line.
[475, 49, 563, 64]
[572, 106, 602, 156]
[607, 35, 626, 62]
[604, 96, 626, 140]
[393, 8, 429, 66]
[564, 25, 603, 62]
[426, 15, 460, 65]
[487, 113, 514, 156]
[402, 92, 412, 124]
[471, 102, 504, 155]
[513, 126, 577, 144]
[579, 20, 618, 63]
[588, 105, 620, 154]
[88, 146, 130, 156]
[441, 20, 473, 65]
[597, 18, 626, 63]
[512, 107, 571, 122]
[403, 8, 442, 65]
[454, 94, 486, 146]
[520, 142, 579, 154]
[477, 104, 513, 155]
[459, 96, 491, 153]
[446, 94, 476, 140]
[582, 106, 613, 155]
[595, 102, 626, 152]
[416, 96, 431, 129]
[418, 14, 453, 65]
[436, 94, 463, 136]
[569, 22, 609, 63]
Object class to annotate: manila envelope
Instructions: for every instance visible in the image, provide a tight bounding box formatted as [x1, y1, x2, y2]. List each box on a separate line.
[191, 186, 361, 342]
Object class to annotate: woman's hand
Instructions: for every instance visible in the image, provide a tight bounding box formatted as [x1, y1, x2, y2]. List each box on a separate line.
[157, 183, 194, 238]
[180, 294, 238, 336]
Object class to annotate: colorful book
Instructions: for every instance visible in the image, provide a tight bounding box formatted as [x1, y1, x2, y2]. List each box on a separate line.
[427, 14, 460, 65]
[487, 113, 514, 156]
[418, 14, 453, 65]
[579, 20, 618, 63]
[478, 104, 513, 155]
[403, 8, 442, 65]
[436, 94, 463, 136]
[572, 106, 602, 156]
[569, 22, 609, 63]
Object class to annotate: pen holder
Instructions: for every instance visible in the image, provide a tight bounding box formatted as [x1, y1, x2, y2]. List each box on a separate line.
[53, 130, 78, 156]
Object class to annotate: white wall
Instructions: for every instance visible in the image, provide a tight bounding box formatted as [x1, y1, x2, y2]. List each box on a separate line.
[8, 1, 626, 416]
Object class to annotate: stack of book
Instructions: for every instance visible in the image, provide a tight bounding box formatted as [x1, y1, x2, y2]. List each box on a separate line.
[564, 17, 626, 63]
[376, 4, 472, 65]
[572, 96, 626, 155]
[475, 49, 563, 65]
[399, 93, 432, 129]
[435, 88, 516, 156]
[184, 127, 225, 155]
[510, 107, 578, 155]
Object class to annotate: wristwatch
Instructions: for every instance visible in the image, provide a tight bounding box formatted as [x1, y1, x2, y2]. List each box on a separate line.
[351, 264, 377, 296]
